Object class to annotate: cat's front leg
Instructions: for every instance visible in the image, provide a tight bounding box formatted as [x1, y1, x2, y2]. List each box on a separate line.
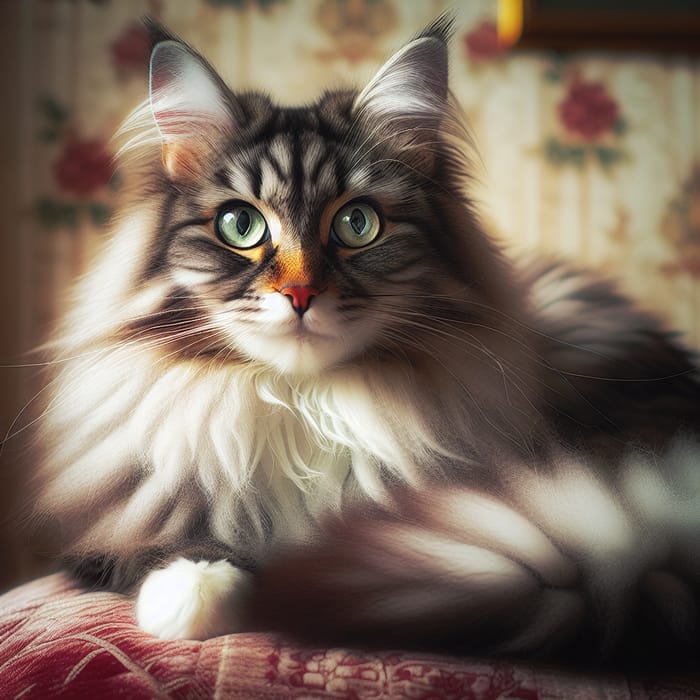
[135, 558, 253, 640]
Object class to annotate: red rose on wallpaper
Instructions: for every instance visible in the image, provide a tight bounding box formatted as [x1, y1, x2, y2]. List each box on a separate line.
[464, 21, 506, 62]
[53, 138, 114, 197]
[558, 80, 619, 141]
[111, 21, 151, 73]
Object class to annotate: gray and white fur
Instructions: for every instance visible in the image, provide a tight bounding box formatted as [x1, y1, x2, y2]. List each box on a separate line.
[31, 17, 700, 663]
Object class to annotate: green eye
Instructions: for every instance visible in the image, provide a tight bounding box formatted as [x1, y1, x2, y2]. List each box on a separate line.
[331, 202, 381, 248]
[215, 204, 268, 249]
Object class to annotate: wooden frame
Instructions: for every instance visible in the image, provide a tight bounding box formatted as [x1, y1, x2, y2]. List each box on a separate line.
[514, 0, 700, 53]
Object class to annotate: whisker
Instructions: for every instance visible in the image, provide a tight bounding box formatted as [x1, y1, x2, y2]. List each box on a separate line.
[372, 303, 623, 431]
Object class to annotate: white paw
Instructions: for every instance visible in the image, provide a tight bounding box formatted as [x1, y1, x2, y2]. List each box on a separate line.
[135, 558, 251, 640]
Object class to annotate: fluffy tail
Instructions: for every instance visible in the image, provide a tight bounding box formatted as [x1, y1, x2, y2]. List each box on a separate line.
[249, 443, 700, 666]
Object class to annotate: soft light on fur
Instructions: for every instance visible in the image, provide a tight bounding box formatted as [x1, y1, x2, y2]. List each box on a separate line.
[30, 16, 700, 663]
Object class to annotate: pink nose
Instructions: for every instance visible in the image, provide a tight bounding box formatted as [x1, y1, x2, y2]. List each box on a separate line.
[281, 285, 319, 316]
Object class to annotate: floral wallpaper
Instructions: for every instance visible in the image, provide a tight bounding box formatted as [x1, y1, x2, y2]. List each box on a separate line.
[9, 0, 700, 353]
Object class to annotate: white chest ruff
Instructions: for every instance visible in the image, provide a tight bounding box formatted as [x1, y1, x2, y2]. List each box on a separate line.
[138, 361, 364, 546]
[43, 350, 435, 554]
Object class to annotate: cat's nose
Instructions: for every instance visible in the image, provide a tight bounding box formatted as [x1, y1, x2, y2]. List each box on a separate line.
[281, 285, 319, 317]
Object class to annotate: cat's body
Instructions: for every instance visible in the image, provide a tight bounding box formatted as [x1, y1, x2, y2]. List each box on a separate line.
[33, 18, 700, 662]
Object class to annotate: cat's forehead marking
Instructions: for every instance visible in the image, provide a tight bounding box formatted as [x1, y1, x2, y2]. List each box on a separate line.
[223, 166, 253, 197]
[346, 167, 373, 193]
[301, 140, 325, 176]
[218, 130, 344, 217]
[259, 158, 283, 203]
[267, 137, 293, 181]
[311, 160, 339, 203]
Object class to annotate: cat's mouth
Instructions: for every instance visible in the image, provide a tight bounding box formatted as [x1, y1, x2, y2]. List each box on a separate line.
[231, 294, 362, 373]
[286, 322, 335, 342]
[276, 302, 338, 342]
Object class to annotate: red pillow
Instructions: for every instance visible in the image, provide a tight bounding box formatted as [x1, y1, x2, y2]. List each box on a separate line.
[0, 573, 696, 699]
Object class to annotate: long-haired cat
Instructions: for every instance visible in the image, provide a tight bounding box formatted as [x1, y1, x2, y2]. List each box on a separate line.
[32, 17, 700, 664]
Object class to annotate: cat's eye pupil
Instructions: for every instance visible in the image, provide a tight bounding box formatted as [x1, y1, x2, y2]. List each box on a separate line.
[216, 204, 268, 249]
[349, 208, 366, 236]
[237, 210, 251, 236]
[332, 202, 380, 248]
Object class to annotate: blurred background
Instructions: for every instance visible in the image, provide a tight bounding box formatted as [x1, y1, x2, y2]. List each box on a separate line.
[0, 0, 699, 589]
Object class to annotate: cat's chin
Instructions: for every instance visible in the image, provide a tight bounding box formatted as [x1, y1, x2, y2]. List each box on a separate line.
[240, 331, 353, 376]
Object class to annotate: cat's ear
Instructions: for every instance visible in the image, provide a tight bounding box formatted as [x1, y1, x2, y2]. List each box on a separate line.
[149, 40, 232, 180]
[352, 16, 452, 149]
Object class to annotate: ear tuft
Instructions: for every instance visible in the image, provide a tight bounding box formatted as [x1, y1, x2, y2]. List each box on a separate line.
[352, 17, 450, 137]
[416, 11, 455, 45]
[142, 17, 179, 51]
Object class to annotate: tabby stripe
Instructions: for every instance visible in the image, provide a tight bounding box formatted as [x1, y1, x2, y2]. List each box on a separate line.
[143, 190, 179, 279]
[315, 109, 347, 144]
[291, 131, 304, 196]
[168, 217, 212, 234]
[247, 112, 282, 147]
[223, 247, 277, 302]
[310, 149, 331, 185]
[174, 237, 254, 277]
[126, 285, 196, 332]
[163, 286, 193, 306]
[385, 214, 428, 229]
[333, 157, 347, 196]
[265, 146, 287, 184]
[337, 302, 364, 313]
[236, 95, 254, 123]
[233, 305, 261, 314]
[215, 169, 231, 189]
[245, 158, 263, 200]
[383, 256, 423, 277]
[329, 260, 368, 298]
[178, 265, 219, 274]
[209, 272, 243, 286]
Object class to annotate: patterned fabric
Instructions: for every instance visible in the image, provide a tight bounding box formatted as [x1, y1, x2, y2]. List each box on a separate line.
[1, 575, 699, 699]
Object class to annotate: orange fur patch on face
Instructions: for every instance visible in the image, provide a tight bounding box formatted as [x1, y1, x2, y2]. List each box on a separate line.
[274, 248, 309, 288]
[238, 245, 268, 264]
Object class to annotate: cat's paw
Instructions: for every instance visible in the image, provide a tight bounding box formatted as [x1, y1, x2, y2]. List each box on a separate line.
[135, 557, 251, 640]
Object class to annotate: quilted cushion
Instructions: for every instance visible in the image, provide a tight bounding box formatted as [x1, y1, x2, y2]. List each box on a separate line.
[1, 573, 698, 699]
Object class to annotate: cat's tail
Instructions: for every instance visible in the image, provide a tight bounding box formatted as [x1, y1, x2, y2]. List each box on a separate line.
[248, 441, 700, 665]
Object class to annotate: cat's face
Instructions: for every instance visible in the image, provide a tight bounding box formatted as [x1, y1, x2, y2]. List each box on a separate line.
[123, 19, 481, 376]
[155, 94, 440, 376]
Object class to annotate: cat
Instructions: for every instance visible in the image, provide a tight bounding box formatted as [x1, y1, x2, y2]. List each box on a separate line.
[31, 16, 700, 664]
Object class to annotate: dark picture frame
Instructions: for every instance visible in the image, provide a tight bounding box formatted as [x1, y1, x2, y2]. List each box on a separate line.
[514, 0, 700, 53]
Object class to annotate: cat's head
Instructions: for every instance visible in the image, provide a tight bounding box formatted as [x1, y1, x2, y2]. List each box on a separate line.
[103, 16, 512, 377]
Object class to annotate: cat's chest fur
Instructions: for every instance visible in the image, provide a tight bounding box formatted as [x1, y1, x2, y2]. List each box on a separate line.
[40, 347, 443, 557]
